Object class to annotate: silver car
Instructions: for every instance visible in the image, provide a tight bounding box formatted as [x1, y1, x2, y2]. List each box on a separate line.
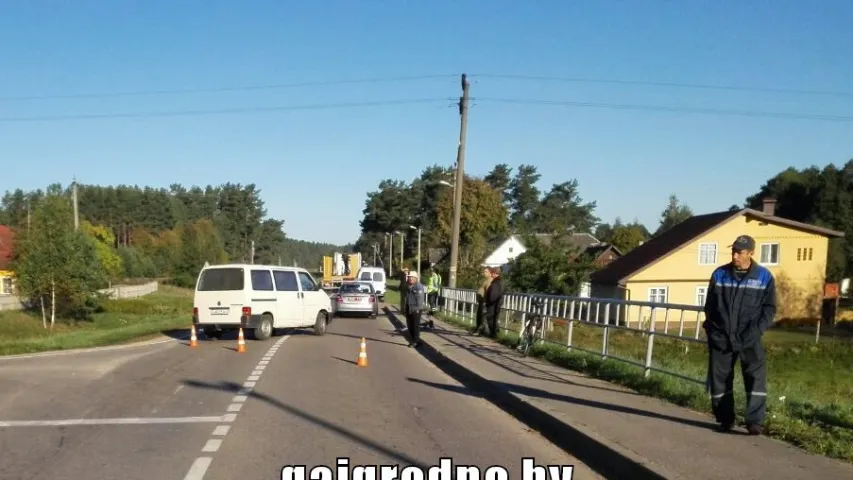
[333, 281, 379, 318]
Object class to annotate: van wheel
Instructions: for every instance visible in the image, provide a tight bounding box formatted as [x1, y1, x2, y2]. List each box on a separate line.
[314, 311, 328, 336]
[254, 314, 274, 341]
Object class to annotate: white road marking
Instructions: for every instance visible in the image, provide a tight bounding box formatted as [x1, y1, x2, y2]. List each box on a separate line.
[182, 334, 289, 480]
[183, 457, 212, 480]
[173, 385, 185, 395]
[201, 439, 222, 452]
[0, 415, 227, 427]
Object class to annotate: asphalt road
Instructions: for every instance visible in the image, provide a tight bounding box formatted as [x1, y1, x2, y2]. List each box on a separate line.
[0, 309, 599, 480]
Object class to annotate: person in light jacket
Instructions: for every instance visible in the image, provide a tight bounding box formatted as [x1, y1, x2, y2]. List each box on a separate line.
[404, 271, 427, 348]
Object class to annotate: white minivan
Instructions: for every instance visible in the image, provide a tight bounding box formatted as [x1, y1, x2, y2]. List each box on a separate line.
[356, 266, 386, 301]
[192, 263, 332, 340]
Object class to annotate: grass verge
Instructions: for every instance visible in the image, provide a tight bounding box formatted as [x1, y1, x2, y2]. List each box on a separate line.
[435, 308, 853, 463]
[0, 285, 193, 356]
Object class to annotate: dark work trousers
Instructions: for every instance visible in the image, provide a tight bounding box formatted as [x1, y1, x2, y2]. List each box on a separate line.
[474, 300, 486, 332]
[486, 311, 499, 338]
[707, 340, 768, 426]
[406, 311, 422, 343]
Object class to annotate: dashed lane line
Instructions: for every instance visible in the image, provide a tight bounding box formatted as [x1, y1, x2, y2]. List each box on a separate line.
[182, 334, 290, 480]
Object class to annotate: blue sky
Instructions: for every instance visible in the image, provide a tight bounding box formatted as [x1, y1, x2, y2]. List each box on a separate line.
[1, 1, 851, 245]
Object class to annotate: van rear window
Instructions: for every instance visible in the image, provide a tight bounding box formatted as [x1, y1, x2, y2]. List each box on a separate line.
[372, 272, 384, 282]
[197, 268, 244, 291]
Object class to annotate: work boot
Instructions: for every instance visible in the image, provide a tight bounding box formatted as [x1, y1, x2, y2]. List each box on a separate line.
[746, 424, 764, 435]
[718, 422, 734, 433]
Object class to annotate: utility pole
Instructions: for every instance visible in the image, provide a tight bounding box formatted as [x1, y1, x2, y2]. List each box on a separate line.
[388, 233, 394, 276]
[72, 179, 80, 231]
[399, 233, 404, 271]
[27, 196, 31, 232]
[250, 240, 255, 264]
[448, 73, 470, 288]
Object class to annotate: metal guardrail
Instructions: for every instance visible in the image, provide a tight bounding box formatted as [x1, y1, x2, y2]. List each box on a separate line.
[438, 287, 709, 386]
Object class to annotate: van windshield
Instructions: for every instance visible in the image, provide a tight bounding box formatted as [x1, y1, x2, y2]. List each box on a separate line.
[198, 268, 244, 291]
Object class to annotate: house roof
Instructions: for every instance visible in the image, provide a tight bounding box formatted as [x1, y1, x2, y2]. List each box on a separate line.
[589, 208, 845, 285]
[584, 243, 624, 258]
[0, 225, 15, 270]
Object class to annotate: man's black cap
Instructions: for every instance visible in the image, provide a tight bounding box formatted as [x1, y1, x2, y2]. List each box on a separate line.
[730, 235, 756, 251]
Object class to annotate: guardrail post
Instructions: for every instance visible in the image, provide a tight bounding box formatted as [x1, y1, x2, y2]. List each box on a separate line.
[644, 307, 657, 378]
[601, 303, 610, 360]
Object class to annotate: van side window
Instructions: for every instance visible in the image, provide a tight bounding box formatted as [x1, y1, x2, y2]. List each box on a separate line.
[251, 270, 274, 291]
[273, 271, 299, 291]
[298, 272, 317, 292]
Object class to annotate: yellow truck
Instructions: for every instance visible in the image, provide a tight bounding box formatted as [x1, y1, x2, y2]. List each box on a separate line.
[321, 252, 363, 288]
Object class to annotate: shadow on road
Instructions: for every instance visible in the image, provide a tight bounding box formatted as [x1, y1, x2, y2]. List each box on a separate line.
[181, 378, 429, 468]
[406, 377, 720, 432]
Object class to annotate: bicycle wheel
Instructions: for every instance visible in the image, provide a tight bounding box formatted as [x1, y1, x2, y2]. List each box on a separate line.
[522, 324, 535, 357]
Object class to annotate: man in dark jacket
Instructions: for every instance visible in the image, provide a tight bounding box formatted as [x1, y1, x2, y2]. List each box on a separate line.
[403, 271, 426, 348]
[483, 267, 504, 338]
[703, 235, 776, 435]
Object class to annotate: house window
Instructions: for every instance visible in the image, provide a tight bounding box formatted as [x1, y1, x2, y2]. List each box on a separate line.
[648, 287, 667, 304]
[508, 247, 513, 253]
[698, 243, 717, 265]
[797, 248, 802, 261]
[808, 248, 813, 261]
[760, 243, 780, 265]
[696, 286, 707, 306]
[0, 277, 12, 295]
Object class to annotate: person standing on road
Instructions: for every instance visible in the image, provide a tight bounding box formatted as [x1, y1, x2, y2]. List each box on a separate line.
[398, 266, 410, 313]
[483, 267, 504, 338]
[703, 234, 777, 435]
[404, 271, 427, 348]
[472, 266, 493, 335]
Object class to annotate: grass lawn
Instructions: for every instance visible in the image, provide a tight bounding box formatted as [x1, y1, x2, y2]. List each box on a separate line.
[0, 285, 193, 356]
[434, 305, 853, 463]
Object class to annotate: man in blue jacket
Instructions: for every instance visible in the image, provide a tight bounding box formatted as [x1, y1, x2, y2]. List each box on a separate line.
[703, 235, 776, 435]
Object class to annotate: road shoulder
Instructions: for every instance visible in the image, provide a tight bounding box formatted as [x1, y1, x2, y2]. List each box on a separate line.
[383, 305, 853, 480]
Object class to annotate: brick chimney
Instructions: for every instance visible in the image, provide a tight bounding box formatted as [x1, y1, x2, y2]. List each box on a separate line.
[762, 197, 777, 216]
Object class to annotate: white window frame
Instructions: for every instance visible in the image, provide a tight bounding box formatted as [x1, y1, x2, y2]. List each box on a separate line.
[648, 286, 668, 304]
[696, 286, 707, 306]
[697, 242, 718, 265]
[759, 243, 780, 265]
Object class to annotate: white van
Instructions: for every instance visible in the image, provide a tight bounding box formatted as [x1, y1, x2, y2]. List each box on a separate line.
[356, 266, 386, 300]
[192, 263, 332, 340]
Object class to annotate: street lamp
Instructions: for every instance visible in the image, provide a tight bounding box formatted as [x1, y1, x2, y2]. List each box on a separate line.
[386, 232, 393, 276]
[394, 230, 404, 272]
[409, 225, 422, 279]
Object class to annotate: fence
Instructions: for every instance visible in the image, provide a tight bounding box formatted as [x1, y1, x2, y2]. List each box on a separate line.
[0, 281, 159, 312]
[439, 287, 709, 386]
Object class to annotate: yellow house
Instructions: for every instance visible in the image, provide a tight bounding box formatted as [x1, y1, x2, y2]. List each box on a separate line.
[589, 199, 845, 322]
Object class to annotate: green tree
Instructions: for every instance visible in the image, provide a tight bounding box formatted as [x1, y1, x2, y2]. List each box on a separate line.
[12, 195, 105, 326]
[531, 179, 599, 234]
[505, 232, 595, 296]
[80, 220, 124, 282]
[484, 163, 513, 208]
[655, 194, 693, 235]
[507, 164, 542, 233]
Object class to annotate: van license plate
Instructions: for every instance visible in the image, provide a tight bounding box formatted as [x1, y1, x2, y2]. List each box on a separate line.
[210, 308, 230, 315]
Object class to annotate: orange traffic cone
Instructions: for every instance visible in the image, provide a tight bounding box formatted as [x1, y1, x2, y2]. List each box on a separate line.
[236, 328, 247, 353]
[357, 337, 368, 367]
[189, 324, 198, 347]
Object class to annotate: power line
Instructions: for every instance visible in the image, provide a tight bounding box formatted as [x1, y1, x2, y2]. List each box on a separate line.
[0, 98, 450, 123]
[0, 74, 458, 102]
[474, 97, 853, 122]
[471, 74, 853, 98]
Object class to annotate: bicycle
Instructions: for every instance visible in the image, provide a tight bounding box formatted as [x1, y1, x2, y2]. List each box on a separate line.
[518, 297, 546, 357]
